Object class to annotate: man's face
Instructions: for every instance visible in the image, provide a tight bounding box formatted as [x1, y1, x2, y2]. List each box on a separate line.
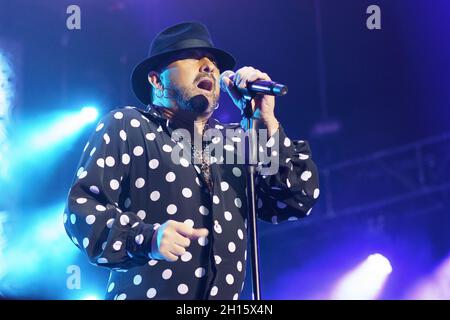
[158, 49, 221, 114]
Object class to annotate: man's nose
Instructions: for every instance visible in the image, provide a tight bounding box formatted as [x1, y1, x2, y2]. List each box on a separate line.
[200, 58, 216, 75]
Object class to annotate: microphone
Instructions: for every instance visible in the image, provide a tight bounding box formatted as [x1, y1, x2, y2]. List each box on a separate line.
[220, 70, 288, 96]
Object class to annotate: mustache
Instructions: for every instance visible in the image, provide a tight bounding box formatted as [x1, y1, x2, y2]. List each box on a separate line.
[194, 73, 216, 85]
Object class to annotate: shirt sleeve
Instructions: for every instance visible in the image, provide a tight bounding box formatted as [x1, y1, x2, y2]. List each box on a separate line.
[63, 109, 155, 270]
[254, 123, 320, 224]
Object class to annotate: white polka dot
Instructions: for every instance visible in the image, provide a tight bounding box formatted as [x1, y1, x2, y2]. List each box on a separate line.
[271, 215, 278, 224]
[135, 234, 144, 245]
[162, 144, 172, 153]
[106, 218, 114, 228]
[306, 208, 312, 216]
[146, 132, 156, 141]
[133, 274, 142, 285]
[137, 210, 146, 220]
[105, 156, 115, 167]
[82, 237, 89, 248]
[122, 153, 130, 165]
[220, 181, 229, 191]
[184, 219, 194, 228]
[224, 211, 232, 221]
[210, 286, 218, 296]
[156, 125, 163, 132]
[148, 159, 159, 169]
[237, 261, 243, 272]
[86, 215, 96, 225]
[96, 123, 104, 132]
[113, 241, 122, 251]
[103, 133, 110, 145]
[234, 198, 242, 208]
[166, 204, 177, 215]
[199, 206, 209, 215]
[233, 293, 239, 300]
[228, 242, 236, 253]
[89, 186, 100, 194]
[133, 146, 144, 156]
[288, 216, 299, 221]
[165, 172, 176, 182]
[177, 284, 188, 295]
[301, 170, 312, 181]
[226, 274, 234, 285]
[96, 204, 106, 211]
[162, 269, 172, 280]
[182, 188, 192, 198]
[195, 267, 206, 278]
[212, 136, 221, 144]
[120, 215, 129, 225]
[89, 147, 96, 157]
[195, 177, 202, 186]
[63, 214, 68, 224]
[148, 260, 158, 266]
[213, 195, 220, 204]
[150, 191, 160, 201]
[96, 158, 105, 168]
[198, 236, 208, 247]
[313, 188, 320, 199]
[299, 153, 309, 160]
[107, 282, 115, 293]
[224, 144, 234, 152]
[97, 257, 108, 264]
[277, 201, 287, 209]
[130, 119, 140, 127]
[119, 130, 127, 141]
[214, 255, 222, 265]
[284, 137, 291, 147]
[266, 137, 275, 148]
[116, 293, 126, 300]
[181, 251, 192, 262]
[180, 158, 189, 167]
[232, 167, 242, 177]
[215, 124, 224, 129]
[237, 229, 244, 240]
[146, 288, 157, 299]
[135, 178, 145, 189]
[78, 170, 87, 179]
[214, 220, 222, 234]
[76, 198, 87, 204]
[114, 112, 123, 119]
[110, 179, 120, 190]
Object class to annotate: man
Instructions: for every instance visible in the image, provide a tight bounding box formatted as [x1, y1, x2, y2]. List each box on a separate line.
[64, 21, 320, 300]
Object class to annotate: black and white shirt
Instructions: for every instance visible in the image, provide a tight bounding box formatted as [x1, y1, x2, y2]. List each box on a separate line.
[64, 105, 320, 300]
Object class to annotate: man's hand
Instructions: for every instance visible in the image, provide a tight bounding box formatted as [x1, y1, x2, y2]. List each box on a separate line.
[222, 66, 279, 134]
[150, 220, 209, 262]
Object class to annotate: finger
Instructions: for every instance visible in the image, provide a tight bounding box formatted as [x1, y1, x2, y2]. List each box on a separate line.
[164, 251, 179, 262]
[189, 228, 209, 240]
[169, 243, 187, 256]
[174, 233, 191, 248]
[246, 70, 271, 83]
[173, 220, 194, 238]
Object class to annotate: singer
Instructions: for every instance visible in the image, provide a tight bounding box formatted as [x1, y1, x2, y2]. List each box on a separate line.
[63, 21, 320, 300]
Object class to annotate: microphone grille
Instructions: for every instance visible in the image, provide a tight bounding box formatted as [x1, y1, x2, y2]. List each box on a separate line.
[219, 70, 235, 92]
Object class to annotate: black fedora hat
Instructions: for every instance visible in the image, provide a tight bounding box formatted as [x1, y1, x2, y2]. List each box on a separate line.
[131, 21, 236, 105]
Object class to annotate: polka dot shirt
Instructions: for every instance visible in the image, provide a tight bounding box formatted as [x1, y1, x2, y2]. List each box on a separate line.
[64, 105, 320, 300]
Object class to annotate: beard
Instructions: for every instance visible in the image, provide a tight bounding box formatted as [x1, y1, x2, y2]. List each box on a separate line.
[166, 81, 219, 114]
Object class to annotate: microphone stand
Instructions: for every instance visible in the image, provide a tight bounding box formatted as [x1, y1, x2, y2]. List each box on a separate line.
[242, 94, 262, 300]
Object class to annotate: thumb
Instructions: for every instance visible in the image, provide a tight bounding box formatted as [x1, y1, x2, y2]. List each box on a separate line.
[189, 228, 209, 240]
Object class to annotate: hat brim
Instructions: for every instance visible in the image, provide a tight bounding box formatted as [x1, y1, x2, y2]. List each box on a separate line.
[131, 47, 236, 106]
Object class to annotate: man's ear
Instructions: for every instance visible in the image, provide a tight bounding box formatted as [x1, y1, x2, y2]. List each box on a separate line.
[148, 71, 163, 91]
